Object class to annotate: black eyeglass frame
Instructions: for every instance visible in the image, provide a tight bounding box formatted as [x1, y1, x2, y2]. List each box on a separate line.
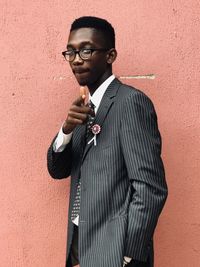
[62, 48, 109, 62]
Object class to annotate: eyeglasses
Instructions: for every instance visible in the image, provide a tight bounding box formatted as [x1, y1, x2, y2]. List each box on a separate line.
[62, 48, 109, 62]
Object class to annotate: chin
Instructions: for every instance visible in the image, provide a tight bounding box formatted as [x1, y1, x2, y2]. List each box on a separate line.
[75, 77, 88, 86]
[78, 81, 87, 86]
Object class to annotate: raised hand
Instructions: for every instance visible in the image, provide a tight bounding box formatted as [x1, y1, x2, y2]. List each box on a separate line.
[62, 88, 94, 134]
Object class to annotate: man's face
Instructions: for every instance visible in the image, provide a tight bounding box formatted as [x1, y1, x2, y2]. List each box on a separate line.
[67, 28, 109, 87]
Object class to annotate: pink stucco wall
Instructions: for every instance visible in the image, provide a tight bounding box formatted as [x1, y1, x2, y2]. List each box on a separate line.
[1, 1, 200, 266]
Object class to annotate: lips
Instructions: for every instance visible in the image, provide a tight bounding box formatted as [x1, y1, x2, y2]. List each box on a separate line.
[73, 68, 89, 74]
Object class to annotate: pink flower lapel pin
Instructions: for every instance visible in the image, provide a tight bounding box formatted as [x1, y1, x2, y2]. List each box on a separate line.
[88, 124, 101, 146]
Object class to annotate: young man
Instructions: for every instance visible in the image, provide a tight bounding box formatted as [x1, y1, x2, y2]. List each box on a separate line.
[47, 16, 168, 267]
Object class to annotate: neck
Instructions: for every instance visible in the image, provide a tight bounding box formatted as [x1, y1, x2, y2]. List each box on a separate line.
[88, 68, 112, 96]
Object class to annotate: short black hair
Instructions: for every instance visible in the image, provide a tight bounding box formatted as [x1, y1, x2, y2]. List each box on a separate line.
[70, 16, 115, 48]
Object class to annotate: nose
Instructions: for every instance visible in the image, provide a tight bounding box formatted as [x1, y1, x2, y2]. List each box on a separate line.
[72, 52, 84, 65]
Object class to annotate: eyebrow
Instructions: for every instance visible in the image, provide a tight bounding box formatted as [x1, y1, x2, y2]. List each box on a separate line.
[67, 41, 94, 49]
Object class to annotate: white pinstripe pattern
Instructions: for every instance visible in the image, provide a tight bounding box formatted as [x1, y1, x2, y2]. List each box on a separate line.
[47, 79, 168, 267]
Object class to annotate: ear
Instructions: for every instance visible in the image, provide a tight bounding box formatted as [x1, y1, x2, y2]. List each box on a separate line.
[106, 48, 117, 64]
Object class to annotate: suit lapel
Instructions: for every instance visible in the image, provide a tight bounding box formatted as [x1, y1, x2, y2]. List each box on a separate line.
[82, 78, 121, 161]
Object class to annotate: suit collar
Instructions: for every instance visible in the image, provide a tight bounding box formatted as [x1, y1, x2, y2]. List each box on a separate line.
[102, 77, 122, 99]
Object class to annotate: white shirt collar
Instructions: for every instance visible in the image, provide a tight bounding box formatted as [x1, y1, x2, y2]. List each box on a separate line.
[89, 74, 115, 112]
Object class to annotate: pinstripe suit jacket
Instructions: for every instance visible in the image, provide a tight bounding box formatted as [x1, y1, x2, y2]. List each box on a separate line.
[47, 78, 168, 267]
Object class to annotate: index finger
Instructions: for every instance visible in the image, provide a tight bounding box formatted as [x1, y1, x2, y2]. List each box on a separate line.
[73, 95, 86, 106]
[80, 86, 87, 98]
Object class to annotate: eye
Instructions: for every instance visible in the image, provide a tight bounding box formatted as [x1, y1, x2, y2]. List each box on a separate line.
[81, 49, 92, 55]
[65, 50, 74, 55]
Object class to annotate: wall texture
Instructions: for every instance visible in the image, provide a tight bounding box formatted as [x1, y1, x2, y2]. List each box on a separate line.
[0, 1, 200, 266]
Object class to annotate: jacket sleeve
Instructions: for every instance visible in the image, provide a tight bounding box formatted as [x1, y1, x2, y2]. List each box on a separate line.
[120, 92, 168, 261]
[47, 135, 72, 179]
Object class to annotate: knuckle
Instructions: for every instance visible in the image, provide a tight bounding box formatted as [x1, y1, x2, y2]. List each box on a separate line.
[71, 105, 76, 110]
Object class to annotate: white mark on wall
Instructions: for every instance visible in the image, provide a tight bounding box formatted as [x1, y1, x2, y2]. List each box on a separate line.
[52, 74, 156, 81]
[53, 76, 73, 80]
[119, 74, 155, 80]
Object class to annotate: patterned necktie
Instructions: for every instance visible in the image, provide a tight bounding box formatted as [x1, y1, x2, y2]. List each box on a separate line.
[86, 100, 95, 141]
[71, 100, 95, 222]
